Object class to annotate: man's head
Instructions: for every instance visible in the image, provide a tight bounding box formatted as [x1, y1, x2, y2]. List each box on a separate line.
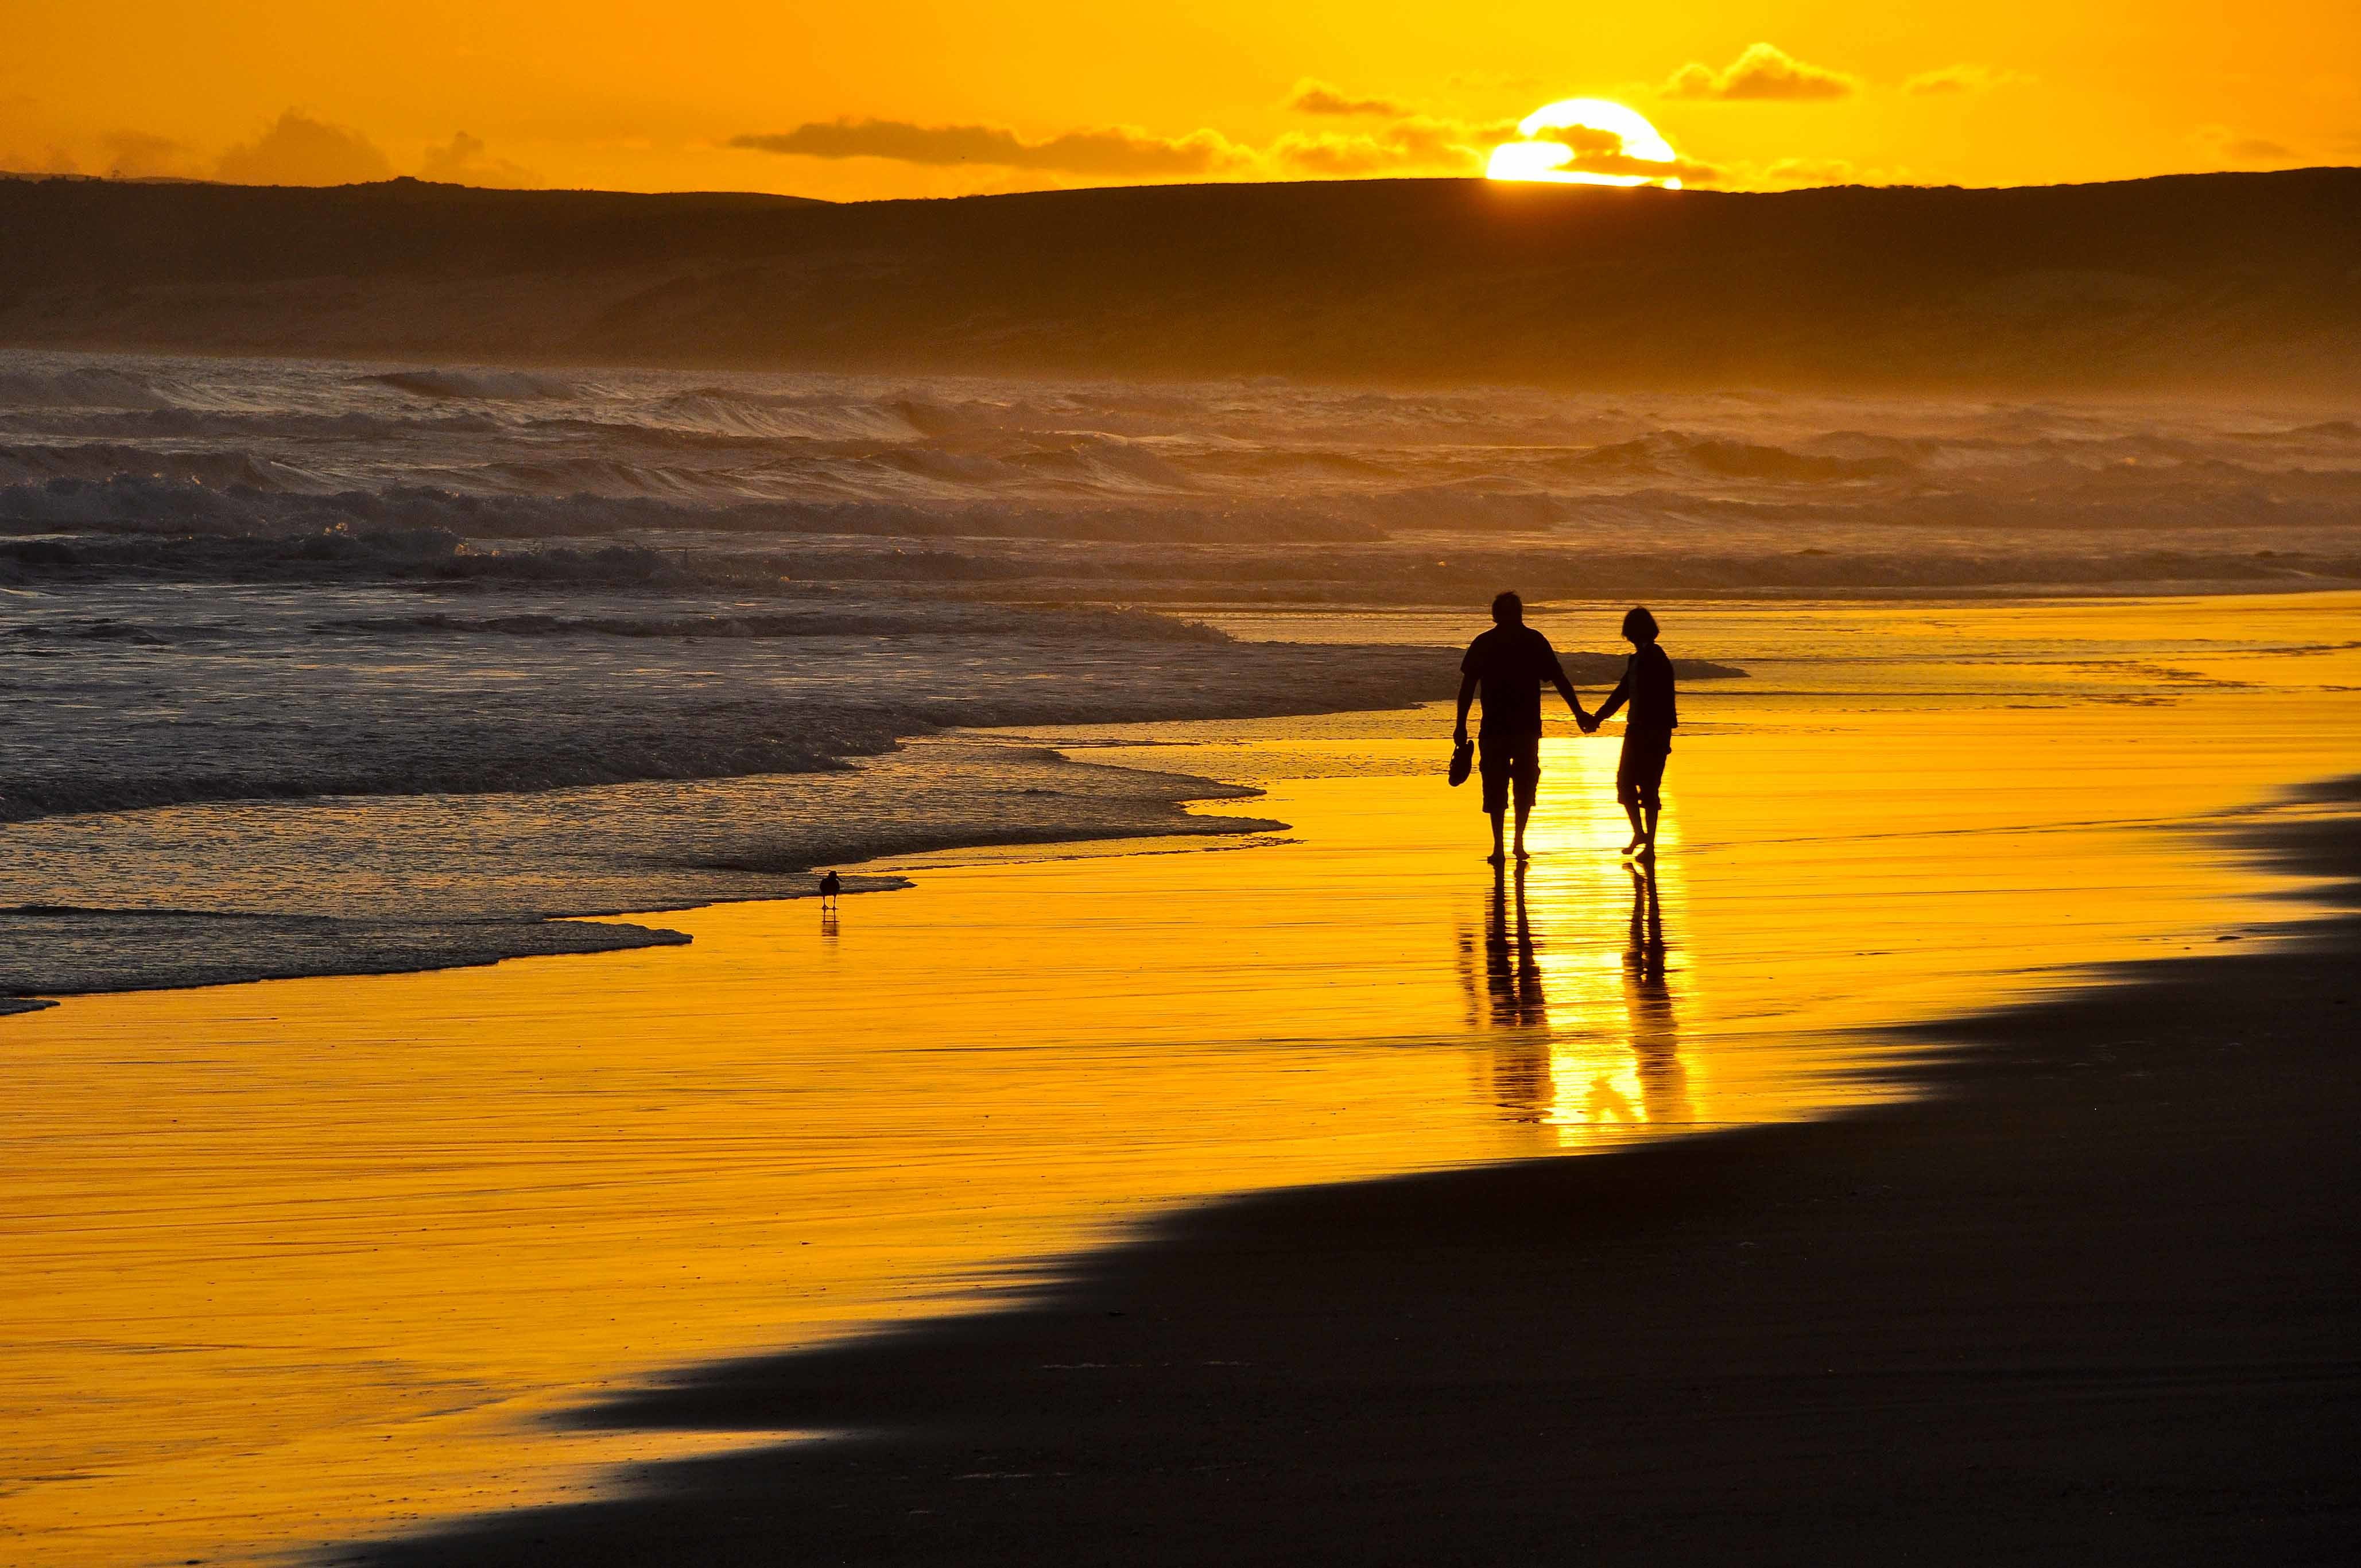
[1491, 591, 1523, 626]
[1622, 606, 1658, 645]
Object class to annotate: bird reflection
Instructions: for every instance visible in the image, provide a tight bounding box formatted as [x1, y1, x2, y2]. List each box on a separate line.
[1622, 861, 1691, 1125]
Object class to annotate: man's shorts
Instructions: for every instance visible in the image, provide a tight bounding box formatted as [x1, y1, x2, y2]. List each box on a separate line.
[1617, 732, 1672, 812]
[1479, 731, 1541, 814]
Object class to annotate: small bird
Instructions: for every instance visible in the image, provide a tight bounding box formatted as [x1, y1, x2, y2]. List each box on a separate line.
[818, 870, 842, 909]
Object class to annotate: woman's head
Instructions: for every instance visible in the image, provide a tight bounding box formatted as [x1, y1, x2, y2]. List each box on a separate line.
[1622, 606, 1658, 644]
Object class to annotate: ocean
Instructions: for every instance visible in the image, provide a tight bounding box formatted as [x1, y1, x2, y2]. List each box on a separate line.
[5, 349, 2356, 1006]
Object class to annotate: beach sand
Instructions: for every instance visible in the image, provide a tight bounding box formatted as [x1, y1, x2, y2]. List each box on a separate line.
[3, 594, 2358, 1565]
[347, 784, 2361, 1566]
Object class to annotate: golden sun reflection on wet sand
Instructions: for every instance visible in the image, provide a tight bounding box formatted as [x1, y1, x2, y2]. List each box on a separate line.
[2, 594, 2358, 1566]
[1467, 859, 1694, 1138]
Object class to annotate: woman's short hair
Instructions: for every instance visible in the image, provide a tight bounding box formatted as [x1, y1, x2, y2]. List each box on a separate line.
[1622, 606, 1658, 642]
[1492, 591, 1523, 623]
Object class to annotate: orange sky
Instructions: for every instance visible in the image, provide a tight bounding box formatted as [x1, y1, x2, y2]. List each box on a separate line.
[4, 1, 2354, 198]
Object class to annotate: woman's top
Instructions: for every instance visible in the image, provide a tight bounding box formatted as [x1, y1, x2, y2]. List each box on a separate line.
[1595, 644, 1676, 739]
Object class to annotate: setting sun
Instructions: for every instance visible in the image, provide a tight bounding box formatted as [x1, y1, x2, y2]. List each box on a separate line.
[1487, 98, 1687, 187]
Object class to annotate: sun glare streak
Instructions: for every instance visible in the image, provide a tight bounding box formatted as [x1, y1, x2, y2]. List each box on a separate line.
[1486, 97, 1684, 188]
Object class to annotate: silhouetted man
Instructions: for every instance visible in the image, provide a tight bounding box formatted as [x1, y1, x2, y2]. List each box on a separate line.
[1592, 606, 1677, 859]
[1455, 591, 1592, 864]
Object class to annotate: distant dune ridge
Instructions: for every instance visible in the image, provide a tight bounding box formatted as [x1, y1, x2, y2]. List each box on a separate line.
[2, 170, 2356, 391]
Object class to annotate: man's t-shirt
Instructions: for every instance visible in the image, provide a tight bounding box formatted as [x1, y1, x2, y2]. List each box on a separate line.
[1461, 623, 1567, 736]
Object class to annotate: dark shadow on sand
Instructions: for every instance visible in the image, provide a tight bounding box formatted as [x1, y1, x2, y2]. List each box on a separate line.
[329, 784, 2361, 1567]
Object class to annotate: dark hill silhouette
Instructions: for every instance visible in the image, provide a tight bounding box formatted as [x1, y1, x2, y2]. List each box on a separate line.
[2, 170, 2356, 391]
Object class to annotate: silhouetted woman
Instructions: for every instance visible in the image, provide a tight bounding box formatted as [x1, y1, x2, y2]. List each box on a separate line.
[1591, 607, 1677, 858]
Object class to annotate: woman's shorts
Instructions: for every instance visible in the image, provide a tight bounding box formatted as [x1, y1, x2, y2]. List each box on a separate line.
[1616, 733, 1671, 810]
[1479, 732, 1541, 813]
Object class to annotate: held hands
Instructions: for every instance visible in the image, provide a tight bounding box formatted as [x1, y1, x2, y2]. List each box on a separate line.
[1575, 708, 1599, 734]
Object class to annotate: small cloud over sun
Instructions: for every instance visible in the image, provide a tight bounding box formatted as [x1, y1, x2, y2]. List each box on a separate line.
[1486, 99, 1697, 188]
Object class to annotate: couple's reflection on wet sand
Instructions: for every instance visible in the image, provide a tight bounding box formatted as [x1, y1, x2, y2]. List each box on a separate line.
[1619, 861, 1691, 1126]
[1461, 861, 1692, 1134]
[1478, 864, 1550, 1031]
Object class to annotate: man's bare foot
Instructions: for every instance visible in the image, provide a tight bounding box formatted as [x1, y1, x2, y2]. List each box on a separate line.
[1486, 851, 1506, 865]
[1620, 836, 1645, 855]
[1635, 842, 1657, 863]
[1514, 847, 1532, 861]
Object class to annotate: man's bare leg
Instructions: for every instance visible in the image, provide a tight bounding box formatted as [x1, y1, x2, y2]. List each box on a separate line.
[1488, 808, 1506, 865]
[1513, 801, 1534, 860]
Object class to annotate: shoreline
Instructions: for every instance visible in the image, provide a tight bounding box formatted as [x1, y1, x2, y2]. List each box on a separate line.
[344, 779, 2361, 1566]
[0, 746, 1277, 1011]
[0, 654, 1737, 1011]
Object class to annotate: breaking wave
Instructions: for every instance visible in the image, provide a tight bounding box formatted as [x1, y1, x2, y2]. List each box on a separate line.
[1569, 433, 1913, 483]
[0, 363, 183, 409]
[0, 441, 327, 490]
[366, 367, 580, 400]
[2, 345, 2357, 604]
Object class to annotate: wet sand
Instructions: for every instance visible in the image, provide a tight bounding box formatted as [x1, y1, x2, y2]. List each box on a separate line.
[5, 593, 2359, 1564]
[348, 785, 2361, 1566]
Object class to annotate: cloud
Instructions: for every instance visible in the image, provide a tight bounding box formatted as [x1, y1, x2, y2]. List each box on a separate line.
[1547, 125, 1628, 157]
[1270, 133, 1413, 176]
[1690, 154, 1908, 190]
[215, 110, 393, 186]
[2, 144, 80, 176]
[2191, 125, 2301, 164]
[1271, 115, 1518, 176]
[100, 130, 197, 179]
[1903, 64, 2036, 96]
[1762, 157, 1858, 185]
[1288, 80, 1413, 118]
[1550, 134, 1722, 185]
[1663, 42, 1857, 102]
[730, 119, 1251, 176]
[1492, 123, 1722, 187]
[1388, 115, 1521, 161]
[1569, 148, 1723, 184]
[419, 131, 538, 188]
[1715, 156, 1913, 189]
